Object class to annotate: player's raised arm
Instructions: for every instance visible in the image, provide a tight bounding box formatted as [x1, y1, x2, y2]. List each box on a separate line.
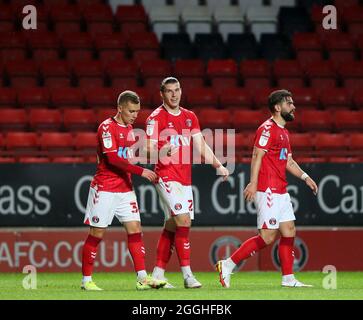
[243, 146, 265, 202]
[193, 133, 229, 181]
[286, 155, 318, 195]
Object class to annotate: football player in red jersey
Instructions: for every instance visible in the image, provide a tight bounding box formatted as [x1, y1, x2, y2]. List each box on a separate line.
[81, 91, 166, 291]
[146, 77, 229, 288]
[216, 89, 318, 288]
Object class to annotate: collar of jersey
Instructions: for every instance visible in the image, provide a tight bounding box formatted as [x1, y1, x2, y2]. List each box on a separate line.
[162, 104, 181, 116]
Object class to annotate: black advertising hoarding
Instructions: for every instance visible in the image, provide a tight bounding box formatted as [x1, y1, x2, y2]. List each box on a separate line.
[0, 163, 362, 227]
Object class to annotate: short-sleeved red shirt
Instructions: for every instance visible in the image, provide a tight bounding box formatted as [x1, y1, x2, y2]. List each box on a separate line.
[254, 118, 292, 194]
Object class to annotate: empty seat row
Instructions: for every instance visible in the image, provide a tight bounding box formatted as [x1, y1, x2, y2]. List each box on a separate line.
[2, 86, 363, 110]
[0, 108, 362, 134]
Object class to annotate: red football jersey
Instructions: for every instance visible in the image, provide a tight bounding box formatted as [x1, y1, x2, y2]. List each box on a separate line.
[254, 118, 292, 194]
[146, 105, 201, 185]
[92, 117, 137, 192]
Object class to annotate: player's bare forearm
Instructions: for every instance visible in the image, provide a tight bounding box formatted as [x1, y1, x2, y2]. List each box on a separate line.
[244, 147, 264, 201]
[194, 134, 221, 168]
[286, 155, 305, 179]
[249, 147, 264, 183]
[287, 155, 319, 195]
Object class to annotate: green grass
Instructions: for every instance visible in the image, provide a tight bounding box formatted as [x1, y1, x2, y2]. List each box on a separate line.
[1, 272, 363, 300]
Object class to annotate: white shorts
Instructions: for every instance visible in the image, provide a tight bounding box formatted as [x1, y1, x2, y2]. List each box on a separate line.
[84, 187, 140, 228]
[156, 179, 194, 221]
[255, 189, 295, 230]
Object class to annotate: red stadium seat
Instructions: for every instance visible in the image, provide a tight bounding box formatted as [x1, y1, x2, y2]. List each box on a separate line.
[134, 109, 153, 129]
[186, 88, 218, 108]
[314, 133, 348, 155]
[6, 132, 38, 155]
[61, 33, 94, 62]
[140, 59, 173, 91]
[116, 5, 148, 35]
[174, 60, 205, 78]
[29, 109, 62, 131]
[333, 110, 363, 131]
[340, 5, 363, 37]
[292, 32, 323, 65]
[253, 87, 277, 109]
[39, 132, 74, 154]
[198, 109, 232, 129]
[319, 88, 352, 110]
[232, 110, 267, 132]
[0, 32, 27, 61]
[5, 59, 39, 88]
[72, 60, 105, 89]
[290, 87, 319, 109]
[18, 156, 50, 163]
[51, 156, 84, 163]
[336, 61, 363, 93]
[0, 4, 15, 32]
[0, 88, 17, 107]
[348, 132, 363, 151]
[40, 60, 72, 88]
[106, 60, 139, 89]
[74, 131, 97, 153]
[353, 90, 363, 108]
[304, 61, 337, 90]
[135, 87, 154, 108]
[85, 87, 118, 109]
[63, 109, 97, 132]
[96, 108, 116, 125]
[207, 59, 238, 92]
[50, 87, 84, 108]
[240, 60, 271, 89]
[0, 109, 27, 131]
[128, 32, 160, 62]
[289, 132, 315, 154]
[50, 4, 82, 35]
[82, 3, 114, 36]
[322, 32, 356, 65]
[219, 88, 253, 109]
[273, 60, 305, 89]
[95, 34, 127, 63]
[300, 110, 333, 131]
[18, 87, 50, 109]
[25, 31, 60, 61]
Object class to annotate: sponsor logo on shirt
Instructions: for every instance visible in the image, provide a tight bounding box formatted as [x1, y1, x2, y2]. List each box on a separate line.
[102, 131, 112, 149]
[279, 148, 288, 160]
[170, 135, 191, 147]
[117, 147, 133, 159]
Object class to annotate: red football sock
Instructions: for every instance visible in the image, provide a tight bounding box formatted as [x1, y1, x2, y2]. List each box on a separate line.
[175, 226, 190, 267]
[82, 234, 102, 277]
[278, 237, 295, 276]
[155, 229, 175, 269]
[230, 235, 267, 265]
[127, 232, 146, 272]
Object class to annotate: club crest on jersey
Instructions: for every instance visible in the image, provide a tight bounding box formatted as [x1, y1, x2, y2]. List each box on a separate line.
[102, 131, 112, 149]
[119, 133, 124, 139]
[174, 203, 182, 211]
[146, 119, 155, 136]
[186, 119, 192, 127]
[168, 122, 174, 128]
[92, 216, 99, 223]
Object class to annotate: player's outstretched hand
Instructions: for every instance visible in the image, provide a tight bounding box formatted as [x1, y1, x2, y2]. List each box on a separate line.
[142, 169, 158, 183]
[243, 182, 257, 202]
[306, 177, 318, 195]
[217, 165, 229, 181]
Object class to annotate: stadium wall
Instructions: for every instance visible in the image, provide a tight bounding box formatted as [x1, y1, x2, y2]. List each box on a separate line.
[0, 163, 362, 226]
[1, 227, 362, 272]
